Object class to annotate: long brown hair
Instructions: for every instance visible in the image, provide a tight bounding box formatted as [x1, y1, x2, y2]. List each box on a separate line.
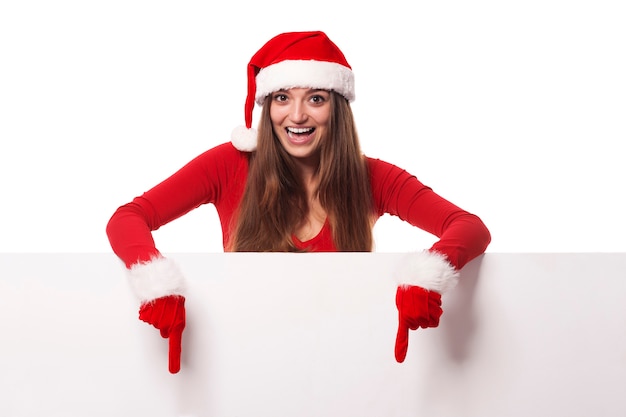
[229, 92, 374, 252]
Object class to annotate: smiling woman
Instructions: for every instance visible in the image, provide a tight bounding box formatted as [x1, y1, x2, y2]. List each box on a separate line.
[270, 88, 331, 161]
[105, 30, 491, 374]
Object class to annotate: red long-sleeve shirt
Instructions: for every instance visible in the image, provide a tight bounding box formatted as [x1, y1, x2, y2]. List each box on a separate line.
[107, 142, 490, 270]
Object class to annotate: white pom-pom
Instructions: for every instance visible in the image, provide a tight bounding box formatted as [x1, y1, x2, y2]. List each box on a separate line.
[231, 126, 258, 151]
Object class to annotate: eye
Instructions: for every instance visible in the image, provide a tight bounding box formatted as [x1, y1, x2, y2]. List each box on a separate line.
[272, 93, 288, 102]
[310, 94, 328, 104]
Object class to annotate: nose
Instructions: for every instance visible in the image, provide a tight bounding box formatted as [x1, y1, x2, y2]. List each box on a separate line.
[289, 100, 308, 124]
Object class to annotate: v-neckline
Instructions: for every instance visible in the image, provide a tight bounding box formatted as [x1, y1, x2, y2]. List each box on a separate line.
[292, 218, 329, 246]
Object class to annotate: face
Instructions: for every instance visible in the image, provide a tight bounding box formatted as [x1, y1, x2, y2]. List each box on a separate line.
[269, 88, 331, 166]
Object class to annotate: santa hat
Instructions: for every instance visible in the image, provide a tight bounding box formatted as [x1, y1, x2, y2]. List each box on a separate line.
[231, 31, 355, 152]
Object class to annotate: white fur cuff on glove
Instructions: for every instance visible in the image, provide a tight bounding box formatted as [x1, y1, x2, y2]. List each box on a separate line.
[393, 250, 460, 294]
[127, 256, 187, 303]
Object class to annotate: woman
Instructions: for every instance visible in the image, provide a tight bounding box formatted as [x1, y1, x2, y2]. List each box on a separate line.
[107, 31, 491, 374]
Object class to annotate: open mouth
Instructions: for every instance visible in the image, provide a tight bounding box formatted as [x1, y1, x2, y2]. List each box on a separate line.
[286, 127, 315, 138]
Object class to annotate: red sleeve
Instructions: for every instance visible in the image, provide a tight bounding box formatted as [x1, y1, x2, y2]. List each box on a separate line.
[106, 142, 248, 268]
[368, 157, 491, 270]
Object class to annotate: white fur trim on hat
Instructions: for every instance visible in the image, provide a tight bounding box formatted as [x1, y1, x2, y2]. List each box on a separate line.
[255, 60, 355, 104]
[393, 250, 460, 294]
[231, 125, 258, 152]
[127, 256, 187, 302]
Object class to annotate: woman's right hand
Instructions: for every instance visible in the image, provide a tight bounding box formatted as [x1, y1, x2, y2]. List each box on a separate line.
[138, 295, 186, 374]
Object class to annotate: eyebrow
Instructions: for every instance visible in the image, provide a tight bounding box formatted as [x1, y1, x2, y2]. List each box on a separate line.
[274, 88, 328, 94]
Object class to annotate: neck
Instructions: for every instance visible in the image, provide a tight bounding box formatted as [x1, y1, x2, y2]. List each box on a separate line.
[292, 155, 320, 191]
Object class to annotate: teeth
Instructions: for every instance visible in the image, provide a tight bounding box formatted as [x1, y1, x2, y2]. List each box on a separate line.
[287, 127, 313, 134]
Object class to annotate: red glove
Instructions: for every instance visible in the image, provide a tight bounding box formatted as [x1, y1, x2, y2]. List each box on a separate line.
[138, 295, 186, 373]
[394, 285, 442, 363]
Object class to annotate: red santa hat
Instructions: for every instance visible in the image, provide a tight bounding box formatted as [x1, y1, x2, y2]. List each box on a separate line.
[231, 31, 355, 151]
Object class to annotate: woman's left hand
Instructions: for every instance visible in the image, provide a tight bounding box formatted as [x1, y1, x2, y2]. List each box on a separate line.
[394, 285, 442, 363]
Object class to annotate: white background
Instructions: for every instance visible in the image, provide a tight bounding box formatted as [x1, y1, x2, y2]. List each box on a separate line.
[1, 0, 625, 254]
